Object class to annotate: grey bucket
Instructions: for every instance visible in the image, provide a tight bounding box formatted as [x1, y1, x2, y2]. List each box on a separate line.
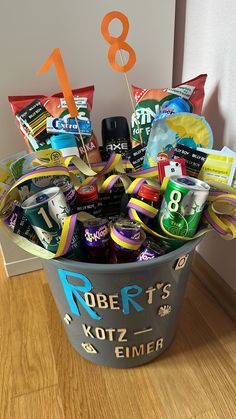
[42, 237, 201, 368]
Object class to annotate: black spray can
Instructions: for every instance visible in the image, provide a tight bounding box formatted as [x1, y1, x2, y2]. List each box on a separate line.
[102, 116, 131, 158]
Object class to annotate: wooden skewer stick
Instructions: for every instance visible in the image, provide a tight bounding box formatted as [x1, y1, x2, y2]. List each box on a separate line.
[119, 49, 143, 145]
[74, 116, 91, 168]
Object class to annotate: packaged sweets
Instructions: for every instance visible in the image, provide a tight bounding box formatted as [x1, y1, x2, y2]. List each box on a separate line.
[131, 74, 207, 147]
[8, 86, 102, 163]
[142, 113, 213, 169]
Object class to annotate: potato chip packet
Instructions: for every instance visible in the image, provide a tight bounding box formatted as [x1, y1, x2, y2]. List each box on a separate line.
[131, 74, 207, 147]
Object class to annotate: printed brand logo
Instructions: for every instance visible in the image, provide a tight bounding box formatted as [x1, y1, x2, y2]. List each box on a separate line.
[131, 107, 157, 127]
[139, 249, 155, 260]
[47, 117, 91, 136]
[106, 142, 128, 152]
[85, 225, 109, 243]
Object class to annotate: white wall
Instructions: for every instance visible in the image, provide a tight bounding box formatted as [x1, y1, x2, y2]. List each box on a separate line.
[0, 0, 175, 275]
[174, 0, 236, 291]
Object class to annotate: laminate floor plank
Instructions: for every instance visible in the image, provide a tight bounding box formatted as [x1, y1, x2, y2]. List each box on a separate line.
[10, 272, 58, 397]
[11, 385, 65, 419]
[178, 298, 236, 419]
[0, 258, 12, 419]
[187, 274, 236, 362]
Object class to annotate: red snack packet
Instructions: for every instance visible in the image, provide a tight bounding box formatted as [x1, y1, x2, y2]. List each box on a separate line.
[131, 74, 207, 147]
[8, 86, 101, 163]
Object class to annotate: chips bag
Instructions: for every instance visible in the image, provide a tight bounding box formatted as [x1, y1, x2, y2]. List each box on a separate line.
[8, 86, 101, 163]
[131, 74, 207, 147]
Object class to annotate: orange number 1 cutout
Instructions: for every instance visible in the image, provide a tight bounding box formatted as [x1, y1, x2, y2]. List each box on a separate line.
[37, 48, 78, 118]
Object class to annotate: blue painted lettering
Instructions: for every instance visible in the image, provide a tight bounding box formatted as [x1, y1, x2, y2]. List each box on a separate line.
[121, 285, 144, 314]
[58, 269, 101, 320]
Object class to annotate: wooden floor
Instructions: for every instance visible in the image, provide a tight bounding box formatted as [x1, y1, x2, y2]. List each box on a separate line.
[0, 254, 235, 419]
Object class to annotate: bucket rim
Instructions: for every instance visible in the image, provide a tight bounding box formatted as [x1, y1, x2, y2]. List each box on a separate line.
[43, 236, 203, 273]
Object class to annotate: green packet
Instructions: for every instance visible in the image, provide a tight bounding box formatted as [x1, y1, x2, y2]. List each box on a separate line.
[0, 151, 28, 187]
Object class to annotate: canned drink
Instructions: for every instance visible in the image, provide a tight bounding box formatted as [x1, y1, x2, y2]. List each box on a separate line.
[22, 187, 70, 252]
[53, 176, 80, 213]
[158, 176, 210, 238]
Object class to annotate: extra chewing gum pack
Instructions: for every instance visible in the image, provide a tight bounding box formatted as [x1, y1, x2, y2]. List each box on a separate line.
[8, 86, 101, 163]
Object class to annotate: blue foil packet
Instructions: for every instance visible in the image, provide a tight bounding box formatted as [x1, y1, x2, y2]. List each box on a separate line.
[46, 117, 92, 136]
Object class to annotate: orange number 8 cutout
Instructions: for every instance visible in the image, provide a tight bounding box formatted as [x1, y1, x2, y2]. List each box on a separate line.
[101, 11, 136, 73]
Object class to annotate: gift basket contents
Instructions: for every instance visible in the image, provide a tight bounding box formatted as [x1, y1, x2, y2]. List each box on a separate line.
[1, 10, 236, 369]
[1, 10, 236, 264]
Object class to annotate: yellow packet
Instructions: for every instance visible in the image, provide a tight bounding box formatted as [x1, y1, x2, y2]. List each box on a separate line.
[0, 164, 14, 185]
[199, 154, 235, 185]
[10, 149, 65, 180]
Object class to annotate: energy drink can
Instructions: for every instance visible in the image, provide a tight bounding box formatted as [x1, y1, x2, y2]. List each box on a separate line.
[22, 187, 69, 252]
[158, 176, 210, 238]
[3, 201, 39, 244]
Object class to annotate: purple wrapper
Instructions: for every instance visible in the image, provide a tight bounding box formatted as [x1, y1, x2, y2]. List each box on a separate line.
[84, 223, 109, 247]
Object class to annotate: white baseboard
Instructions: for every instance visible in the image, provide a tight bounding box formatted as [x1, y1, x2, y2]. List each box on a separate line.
[4, 256, 42, 277]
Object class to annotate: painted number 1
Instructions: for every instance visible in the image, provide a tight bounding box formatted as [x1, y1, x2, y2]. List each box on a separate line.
[38, 207, 53, 228]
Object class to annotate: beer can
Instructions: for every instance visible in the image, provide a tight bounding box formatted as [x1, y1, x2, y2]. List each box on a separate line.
[22, 187, 69, 253]
[158, 176, 210, 238]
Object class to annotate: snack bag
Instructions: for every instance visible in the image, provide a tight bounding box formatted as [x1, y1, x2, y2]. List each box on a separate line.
[131, 74, 207, 147]
[8, 86, 102, 163]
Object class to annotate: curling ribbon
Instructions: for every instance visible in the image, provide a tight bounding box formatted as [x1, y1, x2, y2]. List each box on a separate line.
[65, 153, 159, 179]
[99, 174, 131, 193]
[64, 153, 125, 177]
[1, 153, 236, 261]
[203, 193, 236, 240]
[110, 225, 146, 250]
[127, 198, 158, 219]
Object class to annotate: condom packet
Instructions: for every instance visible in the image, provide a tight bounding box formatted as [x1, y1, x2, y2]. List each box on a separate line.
[173, 144, 207, 178]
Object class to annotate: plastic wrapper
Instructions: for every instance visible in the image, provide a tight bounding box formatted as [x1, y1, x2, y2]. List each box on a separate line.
[131, 74, 207, 148]
[8, 86, 101, 163]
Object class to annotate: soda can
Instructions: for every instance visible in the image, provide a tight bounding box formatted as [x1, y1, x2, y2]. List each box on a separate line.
[158, 176, 210, 238]
[3, 201, 39, 244]
[22, 187, 70, 253]
[53, 176, 80, 213]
